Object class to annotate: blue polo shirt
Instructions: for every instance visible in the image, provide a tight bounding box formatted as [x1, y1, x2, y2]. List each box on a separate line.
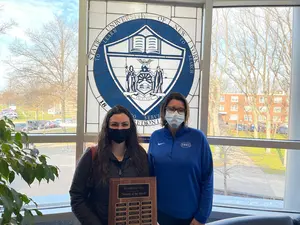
[148, 126, 213, 224]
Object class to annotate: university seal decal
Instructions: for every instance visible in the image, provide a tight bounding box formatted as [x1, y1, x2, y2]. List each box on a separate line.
[89, 13, 200, 126]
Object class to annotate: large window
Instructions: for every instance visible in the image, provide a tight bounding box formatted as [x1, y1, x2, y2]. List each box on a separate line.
[0, 0, 79, 209]
[207, 6, 300, 213]
[212, 145, 286, 207]
[0, 1, 78, 134]
[1, 0, 300, 220]
[208, 7, 292, 140]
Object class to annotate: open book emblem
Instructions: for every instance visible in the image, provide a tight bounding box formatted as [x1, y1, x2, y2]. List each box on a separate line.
[104, 25, 186, 116]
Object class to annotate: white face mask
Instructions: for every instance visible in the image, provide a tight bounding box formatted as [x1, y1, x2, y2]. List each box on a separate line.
[165, 110, 185, 129]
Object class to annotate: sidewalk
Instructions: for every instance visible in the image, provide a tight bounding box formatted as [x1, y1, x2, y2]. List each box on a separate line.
[213, 146, 285, 199]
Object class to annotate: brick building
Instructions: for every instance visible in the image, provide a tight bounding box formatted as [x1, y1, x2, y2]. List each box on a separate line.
[218, 93, 289, 127]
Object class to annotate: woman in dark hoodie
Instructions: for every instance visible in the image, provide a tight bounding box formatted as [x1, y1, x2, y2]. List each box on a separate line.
[69, 105, 149, 225]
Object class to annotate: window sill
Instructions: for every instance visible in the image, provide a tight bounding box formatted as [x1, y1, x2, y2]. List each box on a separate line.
[2, 194, 299, 224]
[26, 194, 300, 215]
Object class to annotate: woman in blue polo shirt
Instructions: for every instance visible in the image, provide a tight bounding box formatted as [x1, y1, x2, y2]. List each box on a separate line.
[148, 92, 214, 225]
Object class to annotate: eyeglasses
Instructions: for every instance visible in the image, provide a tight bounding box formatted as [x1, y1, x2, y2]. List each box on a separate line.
[166, 107, 185, 115]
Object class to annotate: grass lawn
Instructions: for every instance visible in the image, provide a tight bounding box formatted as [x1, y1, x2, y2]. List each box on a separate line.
[210, 142, 286, 174]
[210, 145, 228, 167]
[229, 130, 288, 140]
[34, 143, 76, 148]
[30, 127, 76, 134]
[1, 104, 76, 122]
[211, 145, 215, 154]
[242, 147, 286, 174]
[214, 131, 287, 174]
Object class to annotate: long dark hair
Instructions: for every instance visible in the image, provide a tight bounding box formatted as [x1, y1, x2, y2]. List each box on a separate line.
[94, 105, 147, 183]
[160, 92, 190, 127]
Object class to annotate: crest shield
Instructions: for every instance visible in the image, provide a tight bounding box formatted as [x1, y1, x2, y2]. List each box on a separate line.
[104, 25, 186, 115]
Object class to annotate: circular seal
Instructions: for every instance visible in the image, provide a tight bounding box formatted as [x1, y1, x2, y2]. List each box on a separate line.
[88, 13, 200, 126]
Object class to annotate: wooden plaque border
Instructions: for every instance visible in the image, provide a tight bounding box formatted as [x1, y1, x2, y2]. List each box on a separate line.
[109, 177, 157, 225]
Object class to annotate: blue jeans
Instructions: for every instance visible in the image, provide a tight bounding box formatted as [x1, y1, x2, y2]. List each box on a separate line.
[158, 210, 193, 225]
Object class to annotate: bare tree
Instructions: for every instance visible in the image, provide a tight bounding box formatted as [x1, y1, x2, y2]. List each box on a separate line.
[210, 9, 242, 195]
[217, 8, 292, 149]
[0, 5, 16, 35]
[211, 8, 292, 194]
[0, 19, 16, 35]
[209, 9, 231, 137]
[209, 9, 221, 137]
[18, 80, 54, 120]
[266, 7, 292, 95]
[5, 16, 78, 122]
[0, 89, 20, 107]
[214, 145, 251, 196]
[215, 146, 235, 196]
[0, 77, 24, 107]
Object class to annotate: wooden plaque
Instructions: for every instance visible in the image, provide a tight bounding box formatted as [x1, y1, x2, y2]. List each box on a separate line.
[108, 177, 157, 225]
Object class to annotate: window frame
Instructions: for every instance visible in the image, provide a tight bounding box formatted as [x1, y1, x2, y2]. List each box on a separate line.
[229, 114, 238, 121]
[273, 116, 280, 122]
[10, 0, 300, 216]
[83, 0, 300, 216]
[259, 106, 268, 112]
[220, 96, 225, 102]
[274, 97, 283, 104]
[231, 96, 239, 103]
[259, 96, 265, 104]
[274, 107, 282, 113]
[15, 0, 300, 181]
[244, 115, 252, 122]
[230, 104, 238, 111]
[244, 105, 252, 112]
[205, 3, 300, 212]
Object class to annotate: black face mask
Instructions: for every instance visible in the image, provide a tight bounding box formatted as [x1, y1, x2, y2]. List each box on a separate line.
[108, 128, 131, 144]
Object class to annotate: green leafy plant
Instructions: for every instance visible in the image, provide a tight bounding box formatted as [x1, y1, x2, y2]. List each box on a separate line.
[0, 117, 59, 224]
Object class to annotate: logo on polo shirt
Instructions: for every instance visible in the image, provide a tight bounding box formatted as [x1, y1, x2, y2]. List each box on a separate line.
[181, 142, 192, 148]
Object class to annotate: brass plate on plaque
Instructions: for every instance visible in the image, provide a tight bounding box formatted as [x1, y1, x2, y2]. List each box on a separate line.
[108, 177, 157, 225]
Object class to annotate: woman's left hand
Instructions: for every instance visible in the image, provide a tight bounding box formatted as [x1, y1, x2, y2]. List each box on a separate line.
[190, 218, 204, 225]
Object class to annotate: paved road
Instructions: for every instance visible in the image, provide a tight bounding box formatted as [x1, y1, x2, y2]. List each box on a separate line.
[214, 165, 284, 199]
[10, 144, 76, 197]
[213, 145, 285, 199]
[10, 144, 285, 200]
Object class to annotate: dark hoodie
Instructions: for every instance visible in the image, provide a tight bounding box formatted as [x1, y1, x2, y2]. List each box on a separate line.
[69, 147, 149, 225]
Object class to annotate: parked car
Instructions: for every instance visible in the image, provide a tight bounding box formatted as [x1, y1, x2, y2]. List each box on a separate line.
[277, 125, 288, 134]
[37, 120, 48, 129]
[7, 112, 18, 119]
[0, 109, 18, 119]
[249, 124, 266, 133]
[44, 121, 58, 129]
[14, 123, 27, 132]
[52, 120, 61, 127]
[14, 122, 34, 132]
[27, 120, 39, 130]
[236, 124, 249, 131]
